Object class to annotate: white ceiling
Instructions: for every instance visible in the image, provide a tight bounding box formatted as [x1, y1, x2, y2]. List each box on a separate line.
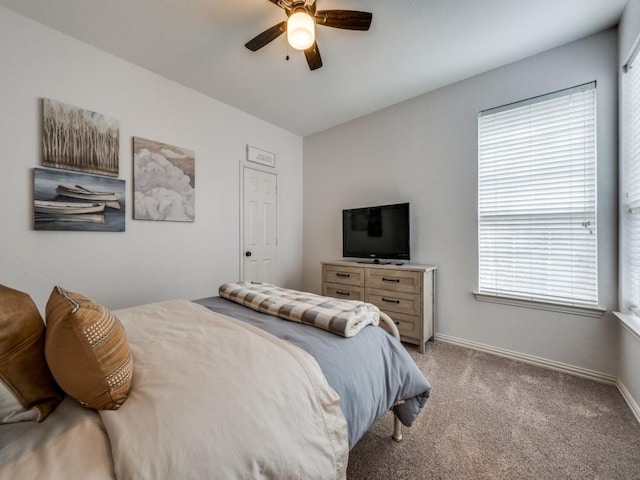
[0, 0, 627, 137]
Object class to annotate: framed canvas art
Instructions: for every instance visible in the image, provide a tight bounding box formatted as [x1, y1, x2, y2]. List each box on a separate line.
[34, 168, 125, 231]
[42, 99, 119, 177]
[133, 137, 195, 222]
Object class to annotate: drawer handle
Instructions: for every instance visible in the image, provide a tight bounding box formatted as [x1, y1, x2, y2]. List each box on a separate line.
[382, 277, 400, 283]
[394, 321, 400, 325]
[382, 298, 400, 304]
[336, 290, 351, 296]
[336, 273, 351, 278]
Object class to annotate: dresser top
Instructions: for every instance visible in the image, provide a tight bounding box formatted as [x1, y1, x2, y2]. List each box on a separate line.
[322, 260, 437, 272]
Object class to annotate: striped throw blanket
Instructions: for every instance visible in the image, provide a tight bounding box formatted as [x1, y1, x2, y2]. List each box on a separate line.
[219, 282, 380, 337]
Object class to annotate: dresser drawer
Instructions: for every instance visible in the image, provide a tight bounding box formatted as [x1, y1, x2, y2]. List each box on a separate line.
[323, 265, 364, 286]
[380, 311, 422, 340]
[366, 289, 421, 316]
[323, 282, 364, 301]
[367, 268, 422, 294]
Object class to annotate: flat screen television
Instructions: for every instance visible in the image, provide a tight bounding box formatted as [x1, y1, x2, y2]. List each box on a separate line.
[342, 203, 410, 262]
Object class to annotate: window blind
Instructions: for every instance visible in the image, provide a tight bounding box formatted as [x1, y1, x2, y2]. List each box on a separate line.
[622, 52, 640, 314]
[478, 83, 597, 307]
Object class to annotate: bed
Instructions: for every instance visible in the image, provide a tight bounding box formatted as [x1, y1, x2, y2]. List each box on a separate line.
[0, 283, 431, 480]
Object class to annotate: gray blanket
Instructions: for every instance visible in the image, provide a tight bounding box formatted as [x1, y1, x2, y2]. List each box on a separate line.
[194, 296, 431, 449]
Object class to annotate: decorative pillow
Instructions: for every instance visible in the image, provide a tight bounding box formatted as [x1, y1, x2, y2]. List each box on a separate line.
[0, 285, 63, 423]
[45, 286, 133, 410]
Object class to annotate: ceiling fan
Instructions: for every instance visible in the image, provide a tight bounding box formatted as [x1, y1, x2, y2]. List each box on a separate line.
[245, 0, 372, 71]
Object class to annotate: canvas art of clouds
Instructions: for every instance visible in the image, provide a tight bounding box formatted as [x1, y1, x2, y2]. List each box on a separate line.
[133, 138, 195, 222]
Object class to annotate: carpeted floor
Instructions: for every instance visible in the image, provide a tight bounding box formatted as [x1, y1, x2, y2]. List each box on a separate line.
[347, 341, 640, 479]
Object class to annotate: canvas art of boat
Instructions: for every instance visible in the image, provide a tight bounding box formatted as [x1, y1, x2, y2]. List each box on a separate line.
[35, 213, 105, 224]
[33, 168, 125, 231]
[34, 200, 106, 215]
[56, 184, 121, 209]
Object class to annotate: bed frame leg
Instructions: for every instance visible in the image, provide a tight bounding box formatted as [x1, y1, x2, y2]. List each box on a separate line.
[381, 314, 404, 443]
[392, 415, 403, 442]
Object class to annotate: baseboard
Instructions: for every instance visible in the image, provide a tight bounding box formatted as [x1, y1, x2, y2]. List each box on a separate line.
[617, 379, 640, 425]
[434, 333, 617, 385]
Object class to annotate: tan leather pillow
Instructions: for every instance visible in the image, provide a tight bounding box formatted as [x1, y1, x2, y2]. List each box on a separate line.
[0, 285, 63, 423]
[45, 286, 133, 410]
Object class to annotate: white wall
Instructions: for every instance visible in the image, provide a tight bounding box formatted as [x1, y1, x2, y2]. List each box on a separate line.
[303, 29, 619, 376]
[0, 7, 303, 312]
[618, 0, 640, 417]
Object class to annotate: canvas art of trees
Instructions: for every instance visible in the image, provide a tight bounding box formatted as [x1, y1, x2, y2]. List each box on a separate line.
[42, 99, 119, 177]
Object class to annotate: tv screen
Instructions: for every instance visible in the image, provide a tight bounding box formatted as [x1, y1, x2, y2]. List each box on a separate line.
[342, 203, 410, 261]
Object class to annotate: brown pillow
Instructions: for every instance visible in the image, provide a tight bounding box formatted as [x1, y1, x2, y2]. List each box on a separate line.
[0, 285, 63, 423]
[45, 286, 133, 410]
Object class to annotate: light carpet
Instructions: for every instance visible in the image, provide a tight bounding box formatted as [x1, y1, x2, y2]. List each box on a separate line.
[347, 341, 640, 479]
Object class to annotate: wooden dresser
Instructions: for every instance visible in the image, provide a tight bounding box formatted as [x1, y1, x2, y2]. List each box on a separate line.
[321, 260, 437, 353]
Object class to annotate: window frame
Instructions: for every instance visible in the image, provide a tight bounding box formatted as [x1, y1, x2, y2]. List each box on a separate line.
[616, 40, 640, 338]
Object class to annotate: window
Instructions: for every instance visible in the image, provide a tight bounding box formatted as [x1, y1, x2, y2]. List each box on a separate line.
[621, 49, 640, 317]
[477, 83, 598, 310]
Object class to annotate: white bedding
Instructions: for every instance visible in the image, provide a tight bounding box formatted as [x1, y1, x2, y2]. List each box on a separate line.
[100, 299, 348, 480]
[0, 396, 114, 479]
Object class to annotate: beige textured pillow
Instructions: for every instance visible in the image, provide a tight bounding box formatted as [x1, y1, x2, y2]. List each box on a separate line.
[45, 286, 133, 410]
[0, 285, 63, 423]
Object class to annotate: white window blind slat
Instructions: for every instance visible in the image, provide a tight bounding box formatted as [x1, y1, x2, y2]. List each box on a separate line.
[478, 83, 598, 307]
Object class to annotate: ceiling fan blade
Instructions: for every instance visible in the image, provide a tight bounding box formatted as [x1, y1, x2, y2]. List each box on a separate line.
[304, 42, 322, 71]
[314, 10, 372, 30]
[245, 21, 287, 51]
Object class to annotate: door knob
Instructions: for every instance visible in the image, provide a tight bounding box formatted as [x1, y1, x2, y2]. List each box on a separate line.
[245, 251, 252, 257]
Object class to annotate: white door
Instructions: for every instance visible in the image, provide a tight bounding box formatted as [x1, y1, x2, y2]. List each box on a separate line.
[242, 166, 278, 284]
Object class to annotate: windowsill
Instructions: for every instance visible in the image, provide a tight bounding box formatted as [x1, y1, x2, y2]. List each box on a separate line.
[614, 311, 640, 341]
[473, 291, 606, 317]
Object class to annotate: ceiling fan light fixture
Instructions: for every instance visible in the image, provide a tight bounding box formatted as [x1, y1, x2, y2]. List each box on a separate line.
[287, 11, 315, 50]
